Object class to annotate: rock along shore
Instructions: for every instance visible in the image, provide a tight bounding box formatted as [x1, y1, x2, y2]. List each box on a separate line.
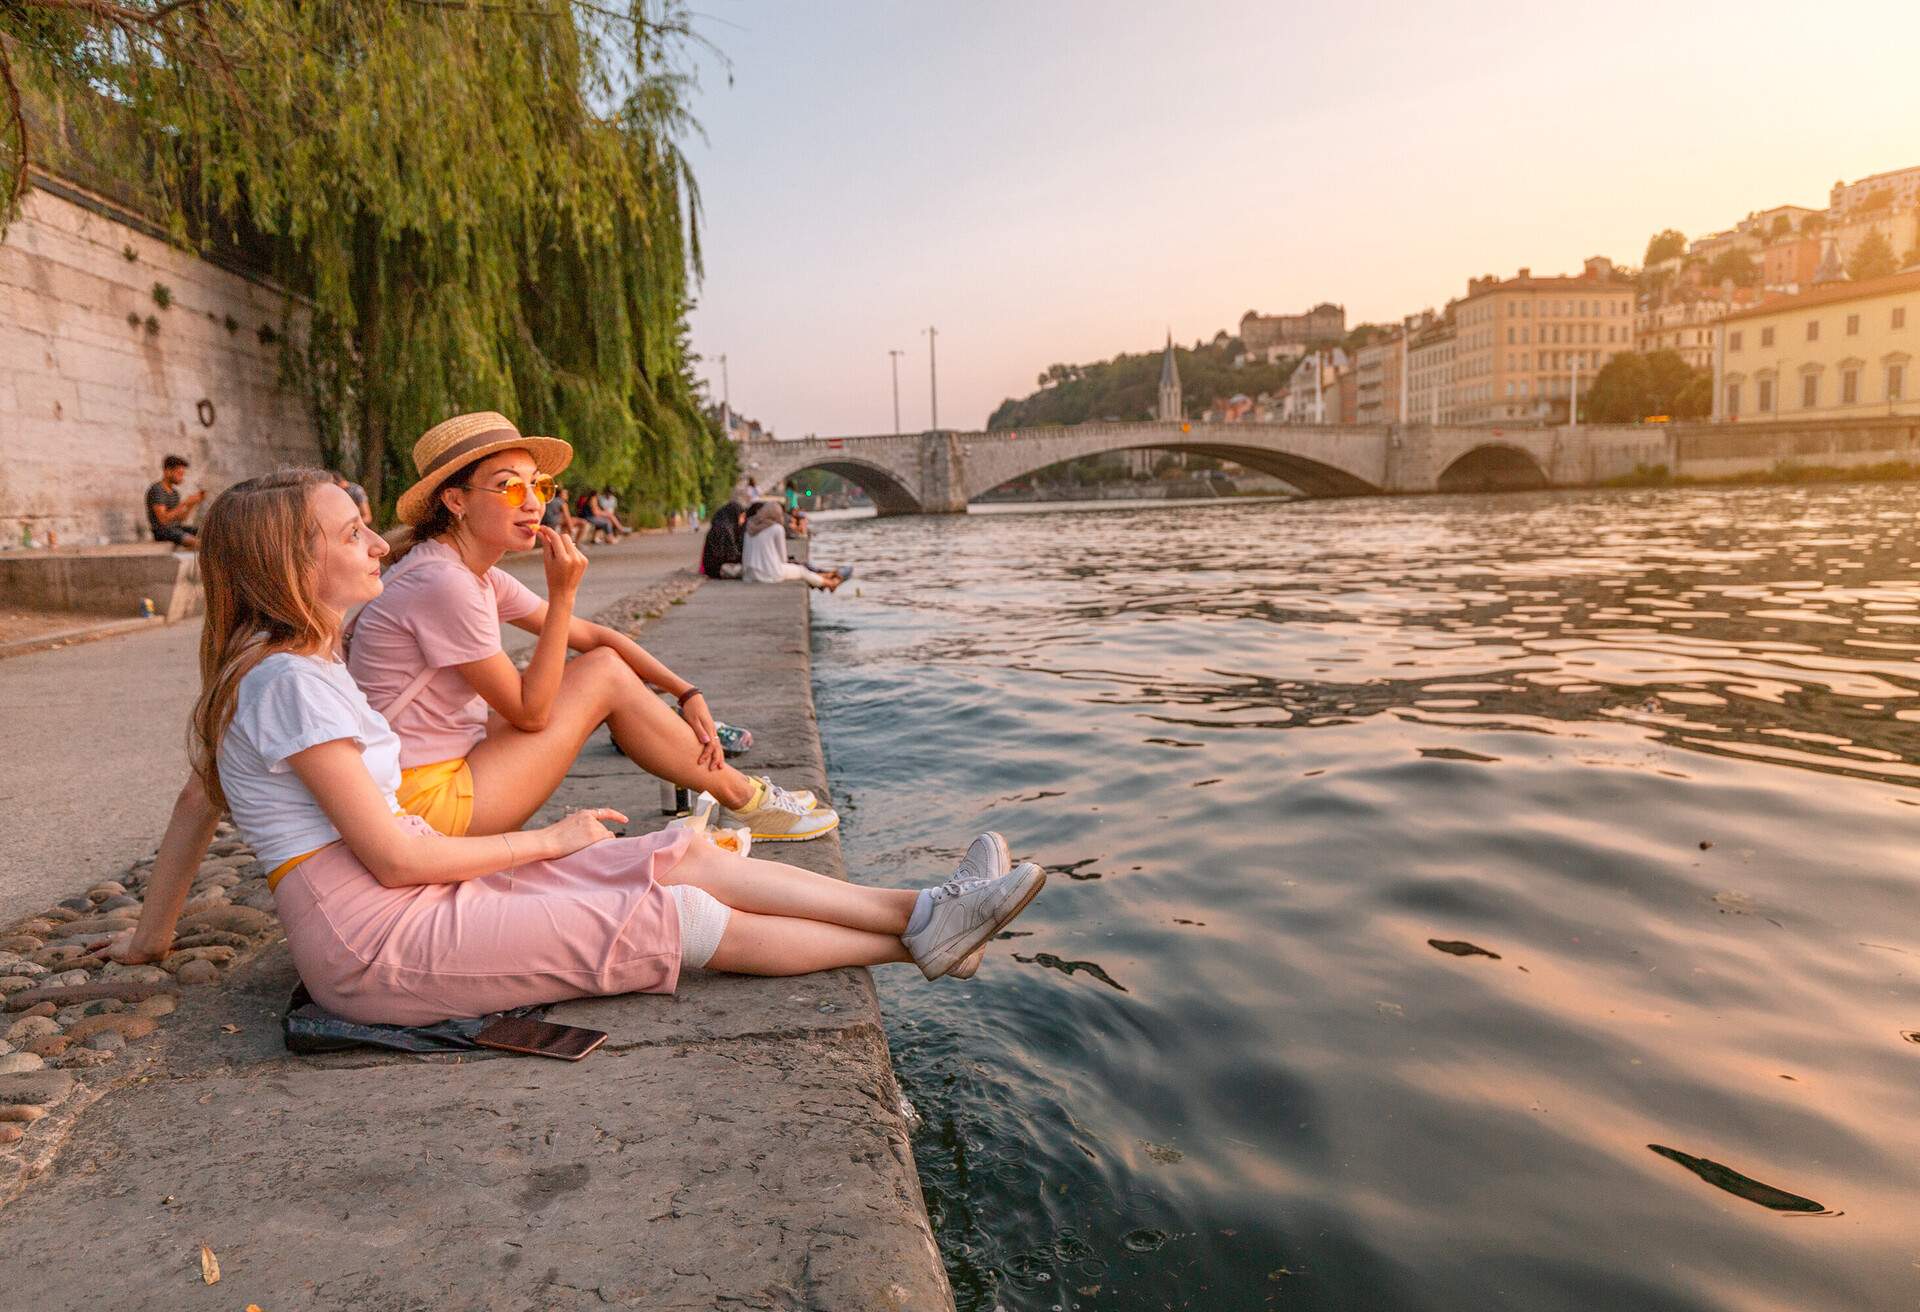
[0, 579, 954, 1310]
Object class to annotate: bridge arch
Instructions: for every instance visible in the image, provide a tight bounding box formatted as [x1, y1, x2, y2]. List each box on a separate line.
[1436, 443, 1548, 493]
[775, 458, 924, 516]
[972, 440, 1381, 501]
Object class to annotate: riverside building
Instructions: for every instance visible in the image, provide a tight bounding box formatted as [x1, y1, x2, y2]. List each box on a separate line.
[1406, 310, 1457, 425]
[1451, 257, 1636, 425]
[1714, 269, 1920, 421]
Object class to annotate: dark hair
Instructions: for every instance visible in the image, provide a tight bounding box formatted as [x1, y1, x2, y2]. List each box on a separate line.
[329, 470, 351, 483]
[163, 455, 189, 470]
[387, 454, 486, 568]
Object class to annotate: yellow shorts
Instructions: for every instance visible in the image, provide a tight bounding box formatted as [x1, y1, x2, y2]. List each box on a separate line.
[396, 757, 476, 837]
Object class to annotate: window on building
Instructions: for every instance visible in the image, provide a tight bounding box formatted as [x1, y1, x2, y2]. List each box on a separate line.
[1843, 369, 1859, 404]
[1807, 320, 1820, 342]
[1507, 327, 1515, 344]
[1891, 364, 1906, 400]
[1896, 307, 1907, 330]
[1802, 373, 1819, 407]
[1758, 378, 1774, 412]
[1761, 327, 1775, 348]
[1731, 330, 1743, 351]
[1847, 314, 1860, 335]
[1727, 383, 1741, 416]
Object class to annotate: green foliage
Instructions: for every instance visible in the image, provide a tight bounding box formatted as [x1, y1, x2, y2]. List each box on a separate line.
[1584, 350, 1711, 423]
[150, 281, 170, 309]
[990, 337, 1297, 429]
[1644, 229, 1687, 264]
[1707, 248, 1759, 287]
[1769, 215, 1794, 238]
[4, 0, 730, 520]
[1847, 230, 1899, 282]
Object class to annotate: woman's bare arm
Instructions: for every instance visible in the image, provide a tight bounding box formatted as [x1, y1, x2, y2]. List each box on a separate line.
[289, 739, 619, 887]
[100, 775, 222, 965]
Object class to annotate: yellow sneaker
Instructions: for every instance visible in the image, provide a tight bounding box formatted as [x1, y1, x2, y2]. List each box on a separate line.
[725, 776, 840, 842]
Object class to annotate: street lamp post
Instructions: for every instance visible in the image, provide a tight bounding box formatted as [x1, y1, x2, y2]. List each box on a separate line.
[888, 349, 904, 435]
[924, 326, 939, 430]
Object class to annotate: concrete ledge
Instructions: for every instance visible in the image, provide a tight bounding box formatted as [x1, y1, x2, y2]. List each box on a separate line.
[0, 580, 953, 1310]
[0, 545, 202, 621]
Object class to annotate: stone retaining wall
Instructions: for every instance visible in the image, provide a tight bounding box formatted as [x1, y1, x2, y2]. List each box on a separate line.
[0, 178, 321, 548]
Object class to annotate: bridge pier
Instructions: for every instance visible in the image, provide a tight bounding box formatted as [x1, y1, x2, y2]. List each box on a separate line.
[912, 431, 969, 514]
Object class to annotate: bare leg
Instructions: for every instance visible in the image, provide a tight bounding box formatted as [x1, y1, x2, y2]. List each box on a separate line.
[661, 838, 915, 934]
[704, 909, 909, 975]
[466, 647, 757, 833]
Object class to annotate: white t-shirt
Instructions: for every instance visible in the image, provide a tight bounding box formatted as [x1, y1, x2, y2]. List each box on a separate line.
[742, 522, 791, 583]
[218, 651, 404, 867]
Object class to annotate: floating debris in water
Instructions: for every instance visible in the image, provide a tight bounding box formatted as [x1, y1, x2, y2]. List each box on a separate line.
[1053, 857, 1104, 881]
[1141, 1139, 1183, 1164]
[1418, 747, 1499, 762]
[1647, 1144, 1834, 1214]
[1428, 939, 1502, 960]
[1122, 1227, 1171, 1253]
[1192, 777, 1223, 787]
[1014, 952, 1128, 993]
[1143, 737, 1203, 748]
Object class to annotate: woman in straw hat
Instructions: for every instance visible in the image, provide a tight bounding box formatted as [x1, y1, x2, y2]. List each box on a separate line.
[347, 412, 835, 844]
[101, 470, 1045, 1020]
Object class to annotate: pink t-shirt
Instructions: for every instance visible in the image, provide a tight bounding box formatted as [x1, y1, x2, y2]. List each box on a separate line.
[346, 538, 542, 768]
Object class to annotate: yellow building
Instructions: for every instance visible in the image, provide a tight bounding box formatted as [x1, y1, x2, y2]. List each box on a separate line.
[1452, 257, 1636, 424]
[1715, 269, 1920, 421]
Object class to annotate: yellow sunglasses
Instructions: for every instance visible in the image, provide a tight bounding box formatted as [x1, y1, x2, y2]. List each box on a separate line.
[458, 474, 556, 509]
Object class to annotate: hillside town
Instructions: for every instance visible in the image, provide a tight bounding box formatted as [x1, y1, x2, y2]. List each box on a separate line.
[1187, 163, 1920, 430]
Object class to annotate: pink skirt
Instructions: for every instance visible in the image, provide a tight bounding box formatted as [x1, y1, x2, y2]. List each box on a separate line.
[275, 815, 695, 1026]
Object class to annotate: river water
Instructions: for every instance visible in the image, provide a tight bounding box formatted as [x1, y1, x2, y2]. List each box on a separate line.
[807, 486, 1920, 1312]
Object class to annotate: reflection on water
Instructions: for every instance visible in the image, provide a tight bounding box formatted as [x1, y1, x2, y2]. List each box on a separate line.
[809, 485, 1920, 1311]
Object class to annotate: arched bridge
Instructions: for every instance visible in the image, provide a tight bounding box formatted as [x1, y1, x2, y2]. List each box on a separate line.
[737, 414, 1858, 514]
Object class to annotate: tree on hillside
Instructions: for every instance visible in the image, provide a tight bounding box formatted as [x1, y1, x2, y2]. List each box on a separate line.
[1770, 214, 1794, 239]
[988, 336, 1298, 430]
[1802, 212, 1826, 236]
[1644, 229, 1688, 264]
[3, 0, 733, 520]
[1848, 230, 1899, 282]
[1584, 350, 1710, 423]
[1707, 248, 1760, 288]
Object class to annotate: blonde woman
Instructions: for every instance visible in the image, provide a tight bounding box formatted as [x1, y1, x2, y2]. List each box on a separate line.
[105, 470, 1043, 1022]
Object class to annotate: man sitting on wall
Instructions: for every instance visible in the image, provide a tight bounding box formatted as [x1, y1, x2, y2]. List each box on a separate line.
[146, 455, 204, 549]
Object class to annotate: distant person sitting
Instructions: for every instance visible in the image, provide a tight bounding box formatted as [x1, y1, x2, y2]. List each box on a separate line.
[743, 501, 848, 591]
[699, 482, 751, 578]
[146, 454, 204, 549]
[594, 486, 631, 538]
[543, 481, 584, 544]
[574, 488, 617, 544]
[332, 470, 373, 525]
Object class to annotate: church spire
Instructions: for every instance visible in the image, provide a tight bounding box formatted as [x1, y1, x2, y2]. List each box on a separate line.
[1157, 330, 1182, 421]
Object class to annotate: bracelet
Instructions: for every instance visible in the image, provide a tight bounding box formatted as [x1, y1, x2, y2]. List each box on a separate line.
[502, 833, 515, 866]
[677, 687, 703, 705]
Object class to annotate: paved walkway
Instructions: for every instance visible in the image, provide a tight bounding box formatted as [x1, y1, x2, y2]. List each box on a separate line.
[0, 533, 703, 926]
[0, 580, 951, 1309]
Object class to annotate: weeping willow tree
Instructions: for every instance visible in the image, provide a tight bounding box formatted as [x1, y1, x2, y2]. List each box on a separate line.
[1, 0, 735, 519]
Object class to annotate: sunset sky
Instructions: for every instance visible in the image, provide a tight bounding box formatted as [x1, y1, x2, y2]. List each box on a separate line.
[683, 1, 1917, 437]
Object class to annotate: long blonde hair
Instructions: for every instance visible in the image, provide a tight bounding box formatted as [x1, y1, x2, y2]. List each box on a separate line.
[190, 468, 337, 811]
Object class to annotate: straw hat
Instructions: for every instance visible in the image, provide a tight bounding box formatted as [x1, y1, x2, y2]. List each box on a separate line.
[395, 411, 573, 526]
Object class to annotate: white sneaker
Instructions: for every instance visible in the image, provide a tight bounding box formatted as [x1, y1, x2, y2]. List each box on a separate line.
[725, 777, 840, 842]
[940, 834, 1008, 980]
[903, 860, 1046, 980]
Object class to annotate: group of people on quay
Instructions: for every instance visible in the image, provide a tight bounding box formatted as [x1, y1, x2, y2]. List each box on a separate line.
[698, 479, 853, 590]
[104, 411, 1043, 1027]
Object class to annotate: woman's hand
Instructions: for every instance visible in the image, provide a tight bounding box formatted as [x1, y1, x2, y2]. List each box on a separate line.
[537, 525, 588, 600]
[90, 926, 170, 966]
[534, 807, 628, 860]
[679, 693, 723, 772]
